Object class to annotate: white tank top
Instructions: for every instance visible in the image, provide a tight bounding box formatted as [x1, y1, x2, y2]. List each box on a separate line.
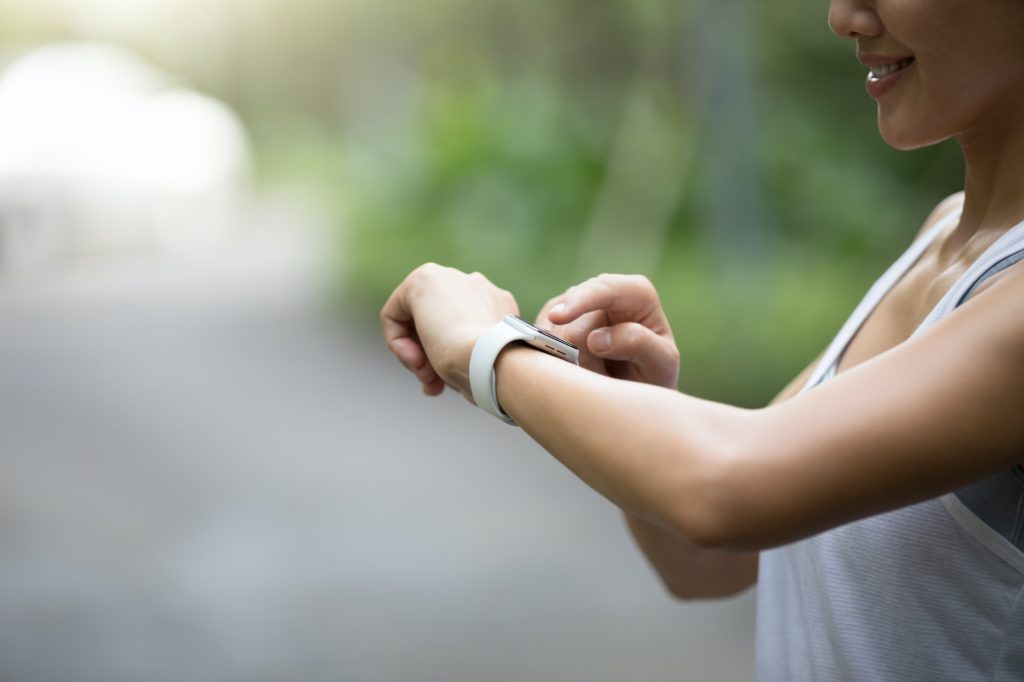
[756, 210, 1024, 681]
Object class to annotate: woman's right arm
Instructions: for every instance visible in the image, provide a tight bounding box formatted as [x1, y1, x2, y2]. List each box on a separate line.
[535, 279, 819, 600]
[385, 228, 1024, 557]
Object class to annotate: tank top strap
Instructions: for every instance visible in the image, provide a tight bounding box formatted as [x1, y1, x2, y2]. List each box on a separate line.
[911, 217, 1024, 338]
[800, 211, 958, 394]
[960, 249, 1024, 304]
[926, 223, 1024, 554]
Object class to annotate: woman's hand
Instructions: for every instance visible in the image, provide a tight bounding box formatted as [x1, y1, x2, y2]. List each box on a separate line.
[536, 274, 679, 389]
[381, 263, 519, 398]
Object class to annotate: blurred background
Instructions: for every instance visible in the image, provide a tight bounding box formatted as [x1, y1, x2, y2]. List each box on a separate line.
[0, 0, 963, 680]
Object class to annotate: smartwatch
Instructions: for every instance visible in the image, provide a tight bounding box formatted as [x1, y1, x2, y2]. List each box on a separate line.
[469, 315, 579, 425]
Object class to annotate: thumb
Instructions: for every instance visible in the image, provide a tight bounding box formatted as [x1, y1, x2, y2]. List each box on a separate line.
[586, 322, 679, 383]
[586, 322, 657, 360]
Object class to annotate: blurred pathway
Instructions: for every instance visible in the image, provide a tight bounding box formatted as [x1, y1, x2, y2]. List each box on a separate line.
[0, 227, 755, 682]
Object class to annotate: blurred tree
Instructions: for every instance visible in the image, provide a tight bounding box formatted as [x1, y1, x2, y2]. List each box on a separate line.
[690, 0, 766, 264]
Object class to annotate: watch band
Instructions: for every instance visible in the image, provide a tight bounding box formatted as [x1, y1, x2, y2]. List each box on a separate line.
[469, 318, 533, 424]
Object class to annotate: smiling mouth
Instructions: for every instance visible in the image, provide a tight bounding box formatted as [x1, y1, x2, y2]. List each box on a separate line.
[868, 58, 915, 82]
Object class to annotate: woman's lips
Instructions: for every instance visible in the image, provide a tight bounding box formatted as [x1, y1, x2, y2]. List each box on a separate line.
[864, 58, 914, 99]
[858, 53, 915, 99]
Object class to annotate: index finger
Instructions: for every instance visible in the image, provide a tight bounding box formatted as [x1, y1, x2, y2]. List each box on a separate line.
[548, 274, 663, 328]
[534, 290, 571, 328]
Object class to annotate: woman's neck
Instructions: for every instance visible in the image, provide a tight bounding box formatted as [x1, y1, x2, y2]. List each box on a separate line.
[951, 101, 1024, 254]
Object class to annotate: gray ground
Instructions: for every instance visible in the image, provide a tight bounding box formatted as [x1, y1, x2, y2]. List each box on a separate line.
[0, 227, 755, 682]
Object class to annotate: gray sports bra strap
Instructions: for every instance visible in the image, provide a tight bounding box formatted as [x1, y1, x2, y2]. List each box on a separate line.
[954, 466, 1024, 553]
[950, 246, 1024, 553]
[912, 218, 1024, 338]
[958, 249, 1024, 305]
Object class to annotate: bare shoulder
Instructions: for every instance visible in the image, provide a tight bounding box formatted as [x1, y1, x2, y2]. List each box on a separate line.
[915, 191, 965, 240]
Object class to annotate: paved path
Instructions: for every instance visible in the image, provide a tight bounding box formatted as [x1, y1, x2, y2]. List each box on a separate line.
[0, 229, 755, 682]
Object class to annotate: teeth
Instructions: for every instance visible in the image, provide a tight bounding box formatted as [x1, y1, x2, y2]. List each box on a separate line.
[869, 58, 913, 81]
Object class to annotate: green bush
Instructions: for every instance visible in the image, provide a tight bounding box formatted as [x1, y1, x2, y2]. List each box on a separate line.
[338, 78, 611, 314]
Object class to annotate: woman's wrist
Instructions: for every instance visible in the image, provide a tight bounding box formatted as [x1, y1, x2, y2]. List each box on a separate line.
[493, 344, 568, 425]
[490, 343, 527, 417]
[442, 331, 480, 397]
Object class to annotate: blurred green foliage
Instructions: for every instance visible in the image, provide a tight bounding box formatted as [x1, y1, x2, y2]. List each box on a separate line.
[0, 0, 966, 406]
[337, 78, 609, 315]
[317, 1, 963, 405]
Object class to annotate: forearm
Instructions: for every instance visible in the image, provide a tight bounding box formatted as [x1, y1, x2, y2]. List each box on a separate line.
[494, 345, 753, 547]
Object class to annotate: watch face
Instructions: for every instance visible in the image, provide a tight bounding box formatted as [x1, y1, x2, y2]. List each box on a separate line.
[509, 315, 578, 350]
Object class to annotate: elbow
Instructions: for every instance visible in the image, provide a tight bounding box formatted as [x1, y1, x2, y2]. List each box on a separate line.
[665, 582, 708, 601]
[662, 442, 754, 552]
[669, 508, 738, 553]
[664, 580, 707, 601]
[663, 577, 753, 602]
[655, 542, 758, 602]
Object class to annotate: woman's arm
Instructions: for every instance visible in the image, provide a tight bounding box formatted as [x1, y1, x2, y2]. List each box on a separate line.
[382, 248, 1024, 552]
[493, 264, 1024, 550]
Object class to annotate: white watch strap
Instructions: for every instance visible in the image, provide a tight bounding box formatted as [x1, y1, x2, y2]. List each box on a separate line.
[469, 319, 532, 424]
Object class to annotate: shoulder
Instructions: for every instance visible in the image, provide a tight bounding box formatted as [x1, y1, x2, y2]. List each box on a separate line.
[913, 191, 964, 241]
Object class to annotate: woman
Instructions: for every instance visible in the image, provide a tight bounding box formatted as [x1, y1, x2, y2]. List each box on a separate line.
[381, 0, 1024, 678]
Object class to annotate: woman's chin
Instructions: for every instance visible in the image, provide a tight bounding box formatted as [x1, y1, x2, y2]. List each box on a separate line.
[878, 116, 947, 151]
[882, 135, 925, 151]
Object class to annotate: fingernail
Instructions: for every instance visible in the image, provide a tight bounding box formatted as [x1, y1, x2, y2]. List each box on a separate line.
[590, 328, 611, 352]
[550, 303, 566, 317]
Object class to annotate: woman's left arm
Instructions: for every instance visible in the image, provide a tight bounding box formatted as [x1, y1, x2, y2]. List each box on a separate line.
[383, 264, 1024, 551]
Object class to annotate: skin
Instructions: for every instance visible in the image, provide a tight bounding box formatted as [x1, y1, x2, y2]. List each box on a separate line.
[829, 0, 1024, 246]
[381, 0, 1024, 599]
